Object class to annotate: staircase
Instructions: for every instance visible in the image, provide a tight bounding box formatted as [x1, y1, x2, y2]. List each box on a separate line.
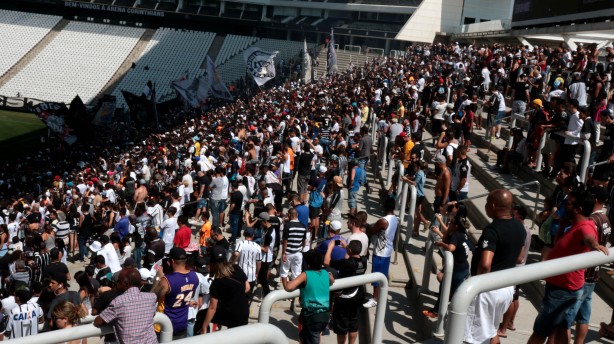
[200, 34, 226, 69]
[90, 28, 156, 105]
[0, 19, 70, 88]
[313, 46, 383, 79]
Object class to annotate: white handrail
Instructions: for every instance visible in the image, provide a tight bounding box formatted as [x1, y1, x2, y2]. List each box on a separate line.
[404, 184, 417, 246]
[6, 313, 173, 344]
[258, 273, 389, 343]
[444, 248, 614, 344]
[172, 323, 287, 344]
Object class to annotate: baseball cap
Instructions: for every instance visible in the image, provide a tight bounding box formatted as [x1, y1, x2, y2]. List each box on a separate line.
[169, 247, 187, 261]
[533, 99, 543, 107]
[319, 166, 327, 173]
[89, 241, 102, 253]
[432, 154, 446, 165]
[244, 228, 255, 237]
[399, 132, 407, 138]
[601, 109, 614, 119]
[330, 220, 342, 231]
[258, 212, 270, 221]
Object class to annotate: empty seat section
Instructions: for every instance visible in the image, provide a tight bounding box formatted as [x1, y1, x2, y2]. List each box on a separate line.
[111, 28, 216, 108]
[0, 10, 61, 78]
[0, 21, 144, 104]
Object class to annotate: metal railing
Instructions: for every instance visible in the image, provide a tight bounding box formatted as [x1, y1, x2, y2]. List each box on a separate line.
[419, 231, 454, 337]
[553, 131, 591, 184]
[444, 248, 614, 344]
[172, 323, 287, 344]
[458, 180, 540, 227]
[535, 130, 550, 172]
[379, 136, 389, 175]
[6, 313, 173, 344]
[258, 273, 389, 343]
[395, 162, 405, 211]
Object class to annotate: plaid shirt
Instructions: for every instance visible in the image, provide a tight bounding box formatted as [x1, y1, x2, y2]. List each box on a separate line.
[99, 287, 158, 344]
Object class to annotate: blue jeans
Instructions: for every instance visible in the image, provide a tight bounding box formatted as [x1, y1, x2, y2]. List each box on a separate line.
[229, 213, 241, 242]
[133, 246, 143, 269]
[571, 282, 596, 325]
[78, 236, 88, 261]
[210, 199, 223, 227]
[533, 284, 582, 337]
[186, 318, 195, 337]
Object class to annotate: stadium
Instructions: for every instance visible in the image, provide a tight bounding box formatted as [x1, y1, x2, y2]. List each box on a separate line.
[1, 0, 614, 343]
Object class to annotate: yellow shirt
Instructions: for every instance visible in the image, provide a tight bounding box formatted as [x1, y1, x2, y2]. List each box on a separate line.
[194, 142, 201, 156]
[403, 139, 414, 168]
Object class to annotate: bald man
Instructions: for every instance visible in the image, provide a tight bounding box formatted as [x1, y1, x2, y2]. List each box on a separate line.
[463, 189, 527, 344]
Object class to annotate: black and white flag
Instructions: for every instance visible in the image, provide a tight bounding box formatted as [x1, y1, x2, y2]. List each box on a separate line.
[303, 39, 312, 83]
[171, 76, 208, 108]
[206, 56, 234, 101]
[243, 47, 279, 86]
[327, 28, 337, 75]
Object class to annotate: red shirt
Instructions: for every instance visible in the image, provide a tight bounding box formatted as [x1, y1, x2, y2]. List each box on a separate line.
[173, 225, 192, 249]
[545, 219, 597, 291]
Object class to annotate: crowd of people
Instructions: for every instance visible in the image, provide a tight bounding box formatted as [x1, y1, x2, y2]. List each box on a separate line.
[0, 38, 613, 344]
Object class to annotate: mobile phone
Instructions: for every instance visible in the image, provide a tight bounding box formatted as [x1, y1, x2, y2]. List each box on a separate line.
[335, 239, 341, 246]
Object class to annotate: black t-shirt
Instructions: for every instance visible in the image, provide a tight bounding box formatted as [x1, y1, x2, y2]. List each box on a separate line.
[268, 216, 282, 248]
[447, 231, 470, 271]
[210, 266, 249, 328]
[331, 256, 367, 296]
[96, 267, 112, 282]
[199, 175, 212, 199]
[297, 151, 314, 176]
[214, 238, 230, 251]
[470, 218, 526, 276]
[600, 123, 614, 159]
[124, 177, 136, 195]
[26, 212, 41, 225]
[412, 142, 426, 161]
[229, 191, 243, 215]
[513, 82, 530, 102]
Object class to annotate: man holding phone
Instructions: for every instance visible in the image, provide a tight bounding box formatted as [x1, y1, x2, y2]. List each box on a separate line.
[316, 220, 346, 262]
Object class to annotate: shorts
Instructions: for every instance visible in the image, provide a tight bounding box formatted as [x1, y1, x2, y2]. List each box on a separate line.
[299, 311, 329, 344]
[348, 190, 357, 209]
[571, 282, 596, 325]
[532, 284, 582, 337]
[494, 110, 506, 126]
[512, 100, 527, 116]
[433, 196, 448, 215]
[332, 294, 363, 335]
[464, 286, 514, 344]
[197, 198, 208, 210]
[309, 206, 321, 219]
[371, 255, 390, 286]
[280, 252, 303, 279]
[541, 139, 559, 156]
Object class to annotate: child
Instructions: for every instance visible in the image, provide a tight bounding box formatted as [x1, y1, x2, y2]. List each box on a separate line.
[284, 250, 334, 344]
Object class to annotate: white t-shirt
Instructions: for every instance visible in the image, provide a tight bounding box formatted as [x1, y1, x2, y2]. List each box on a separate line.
[99, 243, 122, 273]
[161, 217, 178, 254]
[373, 215, 398, 258]
[347, 231, 369, 256]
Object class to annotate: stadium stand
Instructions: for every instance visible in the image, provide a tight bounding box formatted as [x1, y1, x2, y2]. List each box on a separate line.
[215, 35, 260, 66]
[111, 28, 215, 107]
[0, 10, 61, 78]
[0, 21, 144, 104]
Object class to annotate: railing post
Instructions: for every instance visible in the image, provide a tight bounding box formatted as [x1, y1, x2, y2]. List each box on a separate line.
[405, 185, 417, 246]
[580, 140, 591, 184]
[444, 248, 614, 344]
[535, 131, 549, 172]
[419, 232, 435, 295]
[433, 250, 454, 337]
[394, 180, 409, 264]
[380, 137, 388, 175]
[395, 163, 405, 211]
[507, 115, 517, 149]
[386, 157, 395, 188]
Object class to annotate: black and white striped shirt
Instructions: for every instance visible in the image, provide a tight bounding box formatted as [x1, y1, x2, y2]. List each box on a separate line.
[52, 220, 70, 239]
[235, 240, 262, 282]
[8, 301, 43, 338]
[283, 221, 307, 255]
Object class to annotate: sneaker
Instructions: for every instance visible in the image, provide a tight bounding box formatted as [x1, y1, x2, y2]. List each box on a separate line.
[495, 132, 501, 139]
[363, 298, 378, 308]
[422, 221, 431, 232]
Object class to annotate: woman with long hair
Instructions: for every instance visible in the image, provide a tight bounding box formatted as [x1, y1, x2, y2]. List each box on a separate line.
[423, 203, 471, 318]
[199, 246, 249, 333]
[53, 301, 88, 344]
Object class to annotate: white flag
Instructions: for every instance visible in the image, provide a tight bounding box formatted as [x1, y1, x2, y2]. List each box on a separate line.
[243, 47, 278, 86]
[303, 39, 312, 83]
[171, 77, 208, 108]
[206, 56, 234, 101]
